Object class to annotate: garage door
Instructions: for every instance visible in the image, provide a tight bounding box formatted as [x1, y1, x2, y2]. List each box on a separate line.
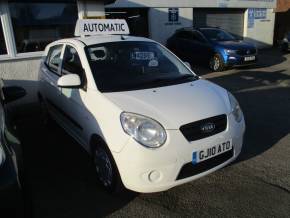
[193, 9, 245, 38]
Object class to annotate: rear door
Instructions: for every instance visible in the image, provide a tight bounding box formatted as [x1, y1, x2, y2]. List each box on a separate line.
[172, 31, 197, 62]
[40, 44, 64, 116]
[174, 30, 211, 63]
[191, 31, 213, 63]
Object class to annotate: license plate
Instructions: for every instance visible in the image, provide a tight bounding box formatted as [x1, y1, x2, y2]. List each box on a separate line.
[244, 56, 256, 61]
[192, 140, 232, 165]
[131, 52, 155, 60]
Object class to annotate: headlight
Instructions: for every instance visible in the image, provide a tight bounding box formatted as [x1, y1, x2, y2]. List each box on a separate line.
[283, 37, 289, 43]
[228, 92, 243, 123]
[224, 49, 236, 55]
[0, 144, 5, 166]
[120, 112, 167, 148]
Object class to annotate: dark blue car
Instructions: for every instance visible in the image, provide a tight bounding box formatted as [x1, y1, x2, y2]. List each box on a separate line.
[167, 27, 258, 72]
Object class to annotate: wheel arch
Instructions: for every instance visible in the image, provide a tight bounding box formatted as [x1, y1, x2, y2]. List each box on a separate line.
[89, 133, 125, 192]
[89, 134, 109, 155]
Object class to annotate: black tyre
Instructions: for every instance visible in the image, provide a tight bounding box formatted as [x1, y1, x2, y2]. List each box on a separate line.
[209, 54, 226, 72]
[91, 138, 124, 193]
[281, 43, 289, 53]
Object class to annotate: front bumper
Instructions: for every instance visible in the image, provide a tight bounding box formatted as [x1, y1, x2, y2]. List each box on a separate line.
[113, 114, 245, 193]
[224, 54, 258, 67]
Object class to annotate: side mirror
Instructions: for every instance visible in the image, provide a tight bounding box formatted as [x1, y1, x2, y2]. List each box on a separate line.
[184, 62, 192, 69]
[2, 86, 26, 104]
[57, 74, 81, 88]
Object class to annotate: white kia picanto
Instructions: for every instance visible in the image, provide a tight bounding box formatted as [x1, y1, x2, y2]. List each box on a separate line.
[38, 35, 245, 193]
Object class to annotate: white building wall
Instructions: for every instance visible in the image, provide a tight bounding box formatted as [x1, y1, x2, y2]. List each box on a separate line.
[77, 0, 105, 18]
[108, 0, 276, 9]
[244, 9, 276, 48]
[0, 57, 41, 105]
[149, 8, 193, 44]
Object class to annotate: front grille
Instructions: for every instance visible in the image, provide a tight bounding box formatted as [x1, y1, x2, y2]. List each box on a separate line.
[176, 149, 234, 180]
[236, 48, 257, 56]
[180, 115, 227, 142]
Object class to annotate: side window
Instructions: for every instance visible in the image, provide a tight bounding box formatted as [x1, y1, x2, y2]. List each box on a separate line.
[193, 32, 207, 43]
[176, 31, 193, 40]
[62, 45, 83, 76]
[46, 45, 63, 75]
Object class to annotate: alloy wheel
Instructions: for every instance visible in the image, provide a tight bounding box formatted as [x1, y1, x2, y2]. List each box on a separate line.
[211, 56, 220, 71]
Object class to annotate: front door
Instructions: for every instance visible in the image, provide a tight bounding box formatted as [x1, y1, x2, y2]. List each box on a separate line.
[58, 44, 88, 147]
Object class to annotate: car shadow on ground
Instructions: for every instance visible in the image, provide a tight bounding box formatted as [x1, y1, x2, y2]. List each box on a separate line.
[207, 69, 290, 163]
[17, 116, 138, 218]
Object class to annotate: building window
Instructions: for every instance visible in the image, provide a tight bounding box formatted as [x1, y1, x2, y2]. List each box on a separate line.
[105, 8, 149, 37]
[9, 2, 78, 54]
[0, 21, 7, 55]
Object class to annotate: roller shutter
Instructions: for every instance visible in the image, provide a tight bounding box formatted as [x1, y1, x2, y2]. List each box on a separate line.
[193, 9, 245, 38]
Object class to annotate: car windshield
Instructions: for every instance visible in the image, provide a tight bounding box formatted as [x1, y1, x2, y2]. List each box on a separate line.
[86, 41, 198, 92]
[200, 29, 236, 42]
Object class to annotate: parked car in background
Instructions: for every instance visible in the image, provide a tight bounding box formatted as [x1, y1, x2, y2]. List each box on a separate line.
[0, 80, 26, 212]
[167, 27, 258, 72]
[281, 31, 290, 52]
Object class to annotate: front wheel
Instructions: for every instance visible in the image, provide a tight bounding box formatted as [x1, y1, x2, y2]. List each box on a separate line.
[92, 141, 124, 193]
[281, 43, 289, 53]
[209, 54, 226, 72]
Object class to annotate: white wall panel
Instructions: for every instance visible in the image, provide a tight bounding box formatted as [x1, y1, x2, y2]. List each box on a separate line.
[0, 58, 41, 104]
[107, 0, 276, 9]
[245, 9, 275, 48]
[148, 8, 193, 44]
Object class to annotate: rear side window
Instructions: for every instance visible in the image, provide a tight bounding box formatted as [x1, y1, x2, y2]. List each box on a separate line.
[46, 45, 63, 75]
[193, 31, 207, 43]
[175, 31, 193, 40]
[176, 31, 206, 43]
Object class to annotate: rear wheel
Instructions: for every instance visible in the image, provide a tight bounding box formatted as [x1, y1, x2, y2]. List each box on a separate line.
[91, 138, 124, 193]
[209, 54, 226, 72]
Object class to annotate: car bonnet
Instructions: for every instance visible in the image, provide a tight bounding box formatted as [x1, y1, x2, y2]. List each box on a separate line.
[103, 80, 231, 130]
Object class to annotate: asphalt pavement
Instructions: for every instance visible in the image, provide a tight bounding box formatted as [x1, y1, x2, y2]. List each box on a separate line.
[12, 48, 290, 218]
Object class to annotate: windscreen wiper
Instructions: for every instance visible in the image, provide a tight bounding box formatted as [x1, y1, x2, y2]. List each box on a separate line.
[174, 74, 199, 81]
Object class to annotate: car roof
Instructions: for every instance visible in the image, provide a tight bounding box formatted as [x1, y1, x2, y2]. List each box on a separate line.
[199, 27, 221, 31]
[176, 27, 220, 32]
[54, 35, 155, 46]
